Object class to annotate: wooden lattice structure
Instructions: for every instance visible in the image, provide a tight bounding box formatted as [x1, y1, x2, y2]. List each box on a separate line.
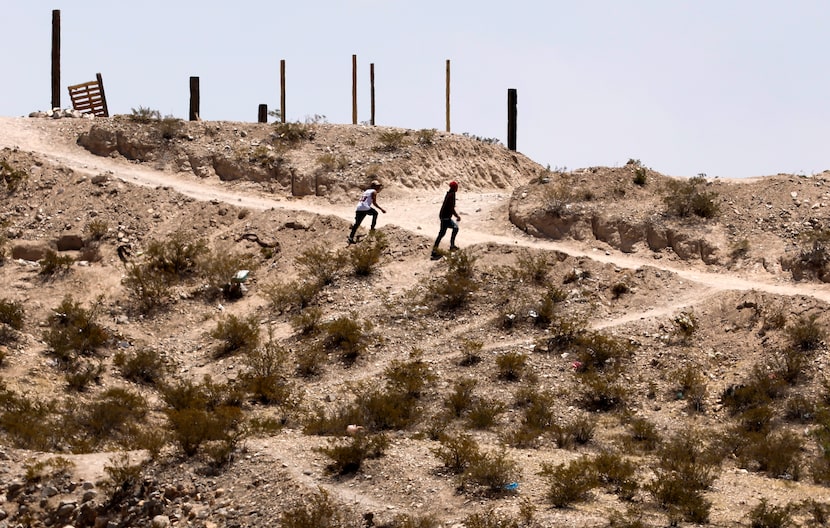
[67, 73, 109, 117]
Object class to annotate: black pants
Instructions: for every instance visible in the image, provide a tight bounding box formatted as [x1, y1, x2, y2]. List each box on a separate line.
[433, 217, 458, 248]
[350, 208, 378, 239]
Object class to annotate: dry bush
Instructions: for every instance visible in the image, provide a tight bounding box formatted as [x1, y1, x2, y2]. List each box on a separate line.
[122, 262, 173, 314]
[671, 364, 708, 412]
[321, 314, 370, 364]
[42, 295, 109, 368]
[296, 244, 345, 286]
[461, 447, 520, 496]
[347, 230, 388, 276]
[279, 487, 361, 528]
[663, 175, 720, 219]
[210, 313, 261, 358]
[539, 456, 597, 508]
[317, 433, 389, 475]
[38, 250, 74, 277]
[496, 351, 528, 382]
[429, 249, 478, 310]
[113, 348, 168, 386]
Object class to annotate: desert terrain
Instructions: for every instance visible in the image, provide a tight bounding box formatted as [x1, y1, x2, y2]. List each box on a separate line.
[1, 113, 830, 527]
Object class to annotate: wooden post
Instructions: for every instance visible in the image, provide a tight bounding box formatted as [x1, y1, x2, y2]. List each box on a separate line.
[280, 59, 286, 123]
[189, 76, 200, 121]
[507, 88, 517, 151]
[51, 10, 61, 110]
[370, 63, 375, 126]
[96, 73, 110, 117]
[445, 59, 451, 133]
[352, 54, 358, 125]
[258, 104, 268, 123]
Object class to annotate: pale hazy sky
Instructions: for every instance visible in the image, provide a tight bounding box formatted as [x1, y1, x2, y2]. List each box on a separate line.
[4, 1, 830, 178]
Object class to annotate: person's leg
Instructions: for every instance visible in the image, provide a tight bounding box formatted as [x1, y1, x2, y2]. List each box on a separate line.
[434, 219, 450, 248]
[368, 208, 379, 230]
[350, 210, 367, 241]
[449, 219, 459, 249]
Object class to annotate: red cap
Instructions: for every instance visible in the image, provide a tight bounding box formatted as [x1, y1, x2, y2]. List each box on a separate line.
[449, 181, 458, 189]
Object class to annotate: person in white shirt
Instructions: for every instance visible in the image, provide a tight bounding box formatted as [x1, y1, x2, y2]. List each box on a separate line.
[348, 180, 386, 244]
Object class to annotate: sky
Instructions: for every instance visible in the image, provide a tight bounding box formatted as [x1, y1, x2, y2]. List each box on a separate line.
[4, 1, 830, 179]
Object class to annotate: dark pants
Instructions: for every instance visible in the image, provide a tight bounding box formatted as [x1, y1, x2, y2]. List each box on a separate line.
[433, 217, 458, 249]
[350, 208, 378, 239]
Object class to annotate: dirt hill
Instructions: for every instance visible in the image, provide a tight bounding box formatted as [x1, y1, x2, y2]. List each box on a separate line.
[1, 114, 830, 527]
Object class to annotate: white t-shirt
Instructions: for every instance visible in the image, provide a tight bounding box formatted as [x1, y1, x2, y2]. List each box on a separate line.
[356, 189, 375, 211]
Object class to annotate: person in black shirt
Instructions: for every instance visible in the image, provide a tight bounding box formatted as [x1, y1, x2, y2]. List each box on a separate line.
[431, 181, 460, 259]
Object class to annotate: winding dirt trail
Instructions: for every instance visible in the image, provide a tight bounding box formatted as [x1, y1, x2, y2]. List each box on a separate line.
[4, 116, 830, 316]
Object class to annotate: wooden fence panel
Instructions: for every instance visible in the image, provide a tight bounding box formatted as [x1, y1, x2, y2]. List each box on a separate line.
[67, 74, 108, 117]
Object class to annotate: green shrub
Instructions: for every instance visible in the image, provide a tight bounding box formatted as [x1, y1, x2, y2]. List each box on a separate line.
[462, 447, 520, 495]
[279, 487, 360, 528]
[577, 371, 628, 412]
[317, 433, 389, 475]
[294, 344, 328, 378]
[272, 121, 315, 144]
[42, 295, 109, 368]
[166, 405, 243, 458]
[198, 248, 258, 299]
[0, 158, 28, 192]
[38, 250, 74, 276]
[786, 314, 826, 352]
[384, 350, 437, 399]
[113, 348, 168, 386]
[83, 218, 109, 242]
[632, 166, 647, 186]
[376, 129, 407, 151]
[122, 262, 172, 313]
[145, 230, 208, 278]
[241, 331, 293, 405]
[0, 298, 24, 330]
[748, 499, 793, 528]
[416, 128, 437, 146]
[513, 249, 550, 284]
[347, 230, 388, 276]
[611, 282, 631, 299]
[73, 387, 148, 446]
[671, 364, 708, 412]
[736, 429, 803, 479]
[429, 250, 478, 310]
[462, 510, 521, 528]
[322, 314, 370, 364]
[0, 388, 62, 450]
[265, 278, 323, 314]
[663, 175, 720, 219]
[466, 397, 506, 429]
[129, 106, 161, 123]
[295, 244, 345, 285]
[592, 451, 638, 499]
[210, 313, 260, 358]
[316, 152, 348, 171]
[539, 456, 597, 508]
[496, 351, 527, 381]
[444, 377, 477, 418]
[64, 361, 104, 392]
[796, 229, 830, 279]
[458, 339, 483, 366]
[571, 331, 633, 374]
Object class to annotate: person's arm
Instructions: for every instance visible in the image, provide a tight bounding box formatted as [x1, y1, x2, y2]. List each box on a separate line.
[372, 191, 386, 213]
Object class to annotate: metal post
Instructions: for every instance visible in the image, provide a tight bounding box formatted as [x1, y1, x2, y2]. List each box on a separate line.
[445, 60, 451, 133]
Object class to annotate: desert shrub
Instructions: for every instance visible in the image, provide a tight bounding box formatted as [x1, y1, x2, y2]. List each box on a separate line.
[415, 128, 437, 146]
[0, 298, 24, 330]
[577, 371, 628, 412]
[444, 377, 477, 418]
[539, 456, 597, 508]
[796, 229, 830, 279]
[537, 313, 586, 352]
[505, 387, 557, 448]
[129, 106, 161, 122]
[775, 346, 810, 386]
[462, 447, 520, 495]
[23, 456, 74, 483]
[625, 416, 661, 452]
[158, 115, 184, 139]
[241, 331, 293, 405]
[77, 242, 102, 263]
[786, 314, 826, 352]
[198, 248, 258, 299]
[783, 393, 816, 423]
[648, 470, 712, 524]
[729, 238, 751, 262]
[0, 387, 62, 450]
[72, 387, 148, 447]
[721, 364, 787, 415]
[0, 158, 28, 192]
[513, 249, 549, 284]
[562, 267, 591, 284]
[347, 230, 388, 276]
[496, 351, 527, 381]
[64, 361, 104, 392]
[466, 397, 506, 429]
[592, 451, 638, 499]
[384, 350, 437, 399]
[352, 384, 423, 431]
[663, 175, 720, 219]
[458, 338, 483, 366]
[291, 306, 323, 336]
[272, 121, 315, 143]
[317, 432, 389, 475]
[321, 314, 370, 364]
[564, 414, 597, 445]
[316, 152, 348, 171]
[38, 250, 74, 276]
[294, 344, 328, 378]
[295, 244, 345, 285]
[122, 262, 172, 313]
[376, 129, 407, 151]
[671, 364, 708, 412]
[571, 331, 633, 374]
[265, 278, 323, 314]
[113, 348, 167, 386]
[432, 432, 482, 474]
[84, 218, 109, 241]
[42, 295, 109, 368]
[279, 487, 361, 528]
[100, 452, 147, 507]
[748, 499, 793, 528]
[166, 404, 243, 458]
[144, 230, 208, 278]
[632, 166, 647, 186]
[732, 429, 803, 479]
[429, 249, 479, 310]
[210, 313, 260, 358]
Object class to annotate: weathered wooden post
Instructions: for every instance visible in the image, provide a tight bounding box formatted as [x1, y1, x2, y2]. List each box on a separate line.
[507, 88, 517, 151]
[51, 9, 61, 110]
[370, 63, 375, 126]
[445, 59, 451, 133]
[352, 54, 358, 124]
[280, 59, 286, 123]
[258, 104, 268, 123]
[189, 76, 200, 121]
[96, 73, 110, 117]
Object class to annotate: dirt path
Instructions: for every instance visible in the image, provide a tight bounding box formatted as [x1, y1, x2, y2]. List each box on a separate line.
[4, 116, 830, 311]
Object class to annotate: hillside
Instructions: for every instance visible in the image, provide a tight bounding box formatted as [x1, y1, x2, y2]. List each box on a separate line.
[1, 114, 830, 527]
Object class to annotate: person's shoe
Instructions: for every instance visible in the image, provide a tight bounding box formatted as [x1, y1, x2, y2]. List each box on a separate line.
[449, 245, 460, 251]
[430, 250, 442, 260]
[347, 237, 356, 245]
